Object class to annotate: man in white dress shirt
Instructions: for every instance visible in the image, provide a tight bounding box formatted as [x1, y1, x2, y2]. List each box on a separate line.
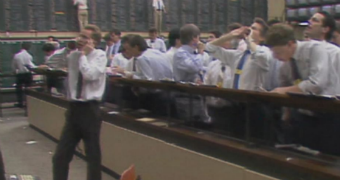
[305, 11, 340, 94]
[73, 0, 88, 30]
[52, 31, 107, 180]
[165, 28, 181, 72]
[120, 34, 172, 115]
[267, 24, 340, 154]
[121, 34, 172, 80]
[146, 27, 167, 53]
[153, 0, 166, 34]
[206, 18, 272, 138]
[206, 18, 272, 91]
[12, 42, 36, 107]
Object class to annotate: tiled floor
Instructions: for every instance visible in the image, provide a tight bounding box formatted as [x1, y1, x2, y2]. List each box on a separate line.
[0, 106, 116, 180]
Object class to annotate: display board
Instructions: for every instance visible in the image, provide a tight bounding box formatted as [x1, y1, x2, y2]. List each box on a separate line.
[0, 0, 268, 33]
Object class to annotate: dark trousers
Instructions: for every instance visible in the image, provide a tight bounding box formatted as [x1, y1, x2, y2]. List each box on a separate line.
[47, 76, 65, 94]
[53, 101, 102, 180]
[15, 73, 32, 106]
[0, 148, 5, 180]
[290, 111, 340, 156]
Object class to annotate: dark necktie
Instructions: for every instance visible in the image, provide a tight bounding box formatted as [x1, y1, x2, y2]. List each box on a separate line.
[158, 0, 161, 10]
[76, 71, 83, 99]
[132, 58, 137, 71]
[233, 50, 251, 89]
[290, 58, 302, 85]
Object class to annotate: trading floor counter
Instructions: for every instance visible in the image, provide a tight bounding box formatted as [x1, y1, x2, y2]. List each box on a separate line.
[26, 78, 340, 180]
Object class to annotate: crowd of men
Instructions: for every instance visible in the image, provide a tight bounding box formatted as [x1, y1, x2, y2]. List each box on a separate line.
[9, 11, 340, 180]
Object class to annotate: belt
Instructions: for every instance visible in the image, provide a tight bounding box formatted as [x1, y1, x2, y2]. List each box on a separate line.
[70, 100, 99, 105]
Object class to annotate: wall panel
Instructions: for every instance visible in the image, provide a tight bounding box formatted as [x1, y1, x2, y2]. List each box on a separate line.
[1, 0, 268, 33]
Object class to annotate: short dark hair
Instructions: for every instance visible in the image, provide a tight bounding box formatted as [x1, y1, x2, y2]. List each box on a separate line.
[121, 34, 148, 52]
[254, 17, 269, 38]
[149, 28, 157, 33]
[67, 41, 77, 50]
[227, 23, 243, 32]
[318, 11, 336, 41]
[84, 24, 101, 33]
[180, 24, 200, 45]
[110, 29, 121, 36]
[266, 23, 296, 47]
[21, 42, 31, 50]
[168, 28, 180, 47]
[90, 32, 102, 45]
[47, 36, 57, 41]
[209, 30, 222, 39]
[42, 43, 56, 52]
[267, 19, 281, 27]
[103, 33, 113, 41]
[118, 45, 125, 53]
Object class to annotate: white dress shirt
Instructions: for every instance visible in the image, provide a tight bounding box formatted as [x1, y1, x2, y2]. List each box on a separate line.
[279, 41, 337, 95]
[105, 45, 114, 59]
[153, 0, 165, 10]
[204, 60, 232, 88]
[45, 48, 69, 68]
[146, 38, 167, 53]
[133, 49, 173, 80]
[204, 60, 232, 107]
[12, 49, 36, 74]
[67, 49, 107, 101]
[206, 43, 271, 91]
[263, 58, 282, 91]
[74, 0, 88, 10]
[110, 53, 129, 69]
[173, 45, 204, 82]
[165, 47, 178, 72]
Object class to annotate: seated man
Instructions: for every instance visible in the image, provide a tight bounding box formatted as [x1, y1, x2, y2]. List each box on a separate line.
[120, 34, 172, 80]
[110, 46, 129, 71]
[117, 34, 172, 114]
[172, 24, 211, 125]
[146, 28, 167, 53]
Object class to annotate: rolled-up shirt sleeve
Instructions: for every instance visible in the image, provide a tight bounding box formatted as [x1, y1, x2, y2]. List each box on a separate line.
[79, 51, 107, 81]
[205, 43, 236, 67]
[298, 45, 329, 94]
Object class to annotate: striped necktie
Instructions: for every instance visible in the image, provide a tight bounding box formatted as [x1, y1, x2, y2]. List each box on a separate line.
[232, 50, 251, 89]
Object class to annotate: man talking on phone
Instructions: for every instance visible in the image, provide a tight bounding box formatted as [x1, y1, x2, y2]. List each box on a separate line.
[52, 30, 107, 180]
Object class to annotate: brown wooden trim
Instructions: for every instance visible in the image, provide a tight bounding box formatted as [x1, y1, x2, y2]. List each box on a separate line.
[27, 89, 340, 180]
[114, 78, 340, 113]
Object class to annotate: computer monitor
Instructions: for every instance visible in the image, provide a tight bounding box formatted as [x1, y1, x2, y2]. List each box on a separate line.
[321, 5, 334, 15]
[298, 8, 309, 19]
[286, 0, 297, 7]
[308, 0, 322, 5]
[323, 0, 338, 3]
[335, 4, 340, 17]
[297, 0, 308, 6]
[309, 6, 320, 16]
[287, 9, 298, 20]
